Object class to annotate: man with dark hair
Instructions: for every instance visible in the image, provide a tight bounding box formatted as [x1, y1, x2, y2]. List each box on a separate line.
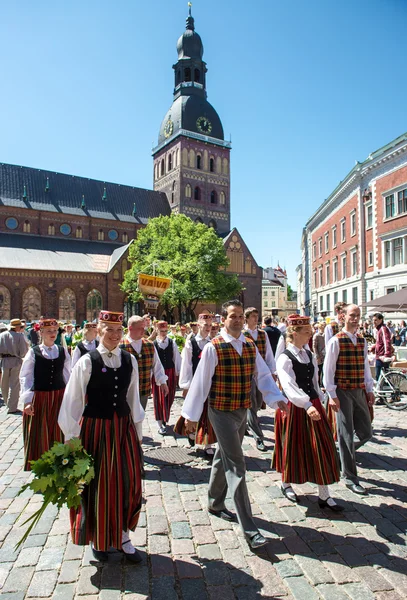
[182, 299, 288, 549]
[372, 313, 393, 380]
[263, 316, 284, 359]
[325, 302, 347, 345]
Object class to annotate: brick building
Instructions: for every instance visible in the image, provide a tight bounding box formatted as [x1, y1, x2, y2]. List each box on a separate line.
[300, 132, 407, 318]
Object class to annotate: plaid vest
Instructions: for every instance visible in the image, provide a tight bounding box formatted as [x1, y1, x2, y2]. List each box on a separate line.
[243, 329, 267, 359]
[209, 336, 257, 411]
[334, 332, 365, 389]
[120, 338, 155, 396]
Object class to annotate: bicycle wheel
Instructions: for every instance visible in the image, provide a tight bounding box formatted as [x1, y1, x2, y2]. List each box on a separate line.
[377, 370, 407, 410]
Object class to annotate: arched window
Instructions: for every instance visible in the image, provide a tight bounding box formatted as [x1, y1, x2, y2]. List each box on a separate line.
[216, 157, 222, 174]
[195, 217, 203, 223]
[189, 149, 195, 168]
[209, 158, 215, 172]
[172, 181, 176, 191]
[223, 158, 229, 175]
[122, 259, 128, 278]
[160, 159, 165, 177]
[23, 220, 31, 233]
[210, 190, 217, 204]
[177, 70, 181, 84]
[113, 269, 120, 280]
[185, 67, 191, 82]
[59, 288, 76, 321]
[220, 191, 226, 205]
[75, 226, 82, 239]
[194, 186, 201, 201]
[168, 154, 172, 171]
[122, 232, 128, 243]
[0, 285, 11, 321]
[194, 68, 201, 83]
[86, 289, 102, 322]
[182, 148, 188, 166]
[176, 148, 179, 166]
[98, 230, 104, 241]
[154, 164, 157, 180]
[245, 258, 253, 274]
[22, 286, 41, 321]
[196, 154, 202, 169]
[48, 224, 55, 235]
[185, 184, 192, 198]
[208, 219, 217, 230]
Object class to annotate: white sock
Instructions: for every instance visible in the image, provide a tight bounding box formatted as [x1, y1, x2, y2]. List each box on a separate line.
[282, 482, 292, 490]
[318, 485, 330, 501]
[157, 420, 162, 428]
[122, 530, 136, 554]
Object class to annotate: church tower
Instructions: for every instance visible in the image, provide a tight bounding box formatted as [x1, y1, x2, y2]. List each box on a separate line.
[152, 6, 231, 233]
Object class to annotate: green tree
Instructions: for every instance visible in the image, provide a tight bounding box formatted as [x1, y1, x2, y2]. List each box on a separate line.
[122, 214, 242, 321]
[287, 284, 293, 301]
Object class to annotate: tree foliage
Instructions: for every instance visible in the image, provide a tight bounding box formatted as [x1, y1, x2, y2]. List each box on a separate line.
[122, 214, 242, 320]
[287, 284, 293, 301]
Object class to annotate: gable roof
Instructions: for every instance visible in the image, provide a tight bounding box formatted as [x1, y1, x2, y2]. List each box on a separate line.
[221, 227, 259, 266]
[0, 162, 171, 223]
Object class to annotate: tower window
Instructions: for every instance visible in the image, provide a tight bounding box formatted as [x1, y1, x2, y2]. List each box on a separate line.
[171, 193, 174, 204]
[209, 158, 214, 172]
[220, 191, 226, 205]
[196, 155, 202, 169]
[185, 184, 192, 198]
[168, 154, 172, 171]
[194, 69, 200, 83]
[23, 220, 31, 233]
[160, 159, 165, 176]
[177, 70, 181, 84]
[194, 186, 201, 201]
[185, 67, 191, 82]
[208, 219, 217, 230]
[210, 190, 217, 204]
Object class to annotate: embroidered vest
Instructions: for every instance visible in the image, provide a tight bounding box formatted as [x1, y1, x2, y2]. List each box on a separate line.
[243, 329, 267, 359]
[209, 336, 257, 411]
[32, 345, 65, 391]
[120, 338, 155, 396]
[334, 332, 365, 389]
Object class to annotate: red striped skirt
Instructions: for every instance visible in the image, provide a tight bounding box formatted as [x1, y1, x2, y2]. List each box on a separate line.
[326, 392, 374, 442]
[272, 398, 340, 485]
[151, 368, 176, 422]
[70, 413, 142, 551]
[174, 399, 217, 446]
[23, 388, 65, 471]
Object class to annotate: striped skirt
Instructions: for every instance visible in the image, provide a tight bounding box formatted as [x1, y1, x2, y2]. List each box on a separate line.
[152, 367, 176, 423]
[23, 388, 65, 471]
[70, 413, 142, 551]
[174, 399, 217, 446]
[272, 398, 340, 485]
[326, 393, 374, 441]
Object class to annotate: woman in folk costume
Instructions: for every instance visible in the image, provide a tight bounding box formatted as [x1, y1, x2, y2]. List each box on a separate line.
[58, 311, 144, 563]
[71, 322, 99, 367]
[175, 311, 217, 455]
[20, 318, 72, 471]
[151, 321, 181, 435]
[273, 314, 343, 511]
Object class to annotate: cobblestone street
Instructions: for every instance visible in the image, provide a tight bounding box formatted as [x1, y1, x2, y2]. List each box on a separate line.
[0, 394, 407, 600]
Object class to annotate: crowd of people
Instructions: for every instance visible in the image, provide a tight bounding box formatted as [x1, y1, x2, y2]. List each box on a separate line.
[0, 299, 399, 559]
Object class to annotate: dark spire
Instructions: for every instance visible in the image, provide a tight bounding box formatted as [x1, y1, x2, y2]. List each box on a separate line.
[186, 2, 194, 30]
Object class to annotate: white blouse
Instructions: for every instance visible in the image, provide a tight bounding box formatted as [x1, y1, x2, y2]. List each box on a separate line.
[19, 344, 72, 406]
[276, 343, 324, 410]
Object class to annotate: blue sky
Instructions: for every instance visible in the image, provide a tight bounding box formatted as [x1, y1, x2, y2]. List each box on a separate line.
[1, 0, 406, 286]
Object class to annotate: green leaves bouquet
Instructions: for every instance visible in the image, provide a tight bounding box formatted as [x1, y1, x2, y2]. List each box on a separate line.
[15, 439, 94, 550]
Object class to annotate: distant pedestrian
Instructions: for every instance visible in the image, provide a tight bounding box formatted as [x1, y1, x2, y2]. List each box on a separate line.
[0, 319, 29, 413]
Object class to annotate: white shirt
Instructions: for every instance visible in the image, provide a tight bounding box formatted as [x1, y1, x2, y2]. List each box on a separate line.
[277, 343, 324, 410]
[323, 330, 374, 398]
[125, 334, 168, 388]
[179, 332, 211, 390]
[324, 318, 338, 345]
[181, 328, 287, 421]
[274, 333, 286, 361]
[277, 323, 287, 334]
[19, 344, 72, 406]
[58, 343, 144, 441]
[244, 326, 276, 374]
[155, 336, 182, 375]
[71, 339, 98, 368]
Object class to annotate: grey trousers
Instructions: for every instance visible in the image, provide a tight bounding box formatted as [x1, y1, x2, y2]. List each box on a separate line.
[208, 406, 258, 539]
[1, 365, 21, 412]
[246, 378, 264, 441]
[336, 388, 373, 485]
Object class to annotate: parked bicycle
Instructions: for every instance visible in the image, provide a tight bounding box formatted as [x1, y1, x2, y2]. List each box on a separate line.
[374, 367, 407, 410]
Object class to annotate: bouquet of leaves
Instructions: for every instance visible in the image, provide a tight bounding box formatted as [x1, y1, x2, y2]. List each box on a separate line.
[173, 334, 186, 353]
[15, 438, 94, 550]
[70, 330, 83, 350]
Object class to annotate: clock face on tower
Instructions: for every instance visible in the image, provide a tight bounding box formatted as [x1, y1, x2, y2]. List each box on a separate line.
[196, 116, 212, 134]
[164, 118, 174, 138]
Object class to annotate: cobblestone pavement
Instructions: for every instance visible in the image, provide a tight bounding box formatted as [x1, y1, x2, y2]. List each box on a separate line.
[1, 394, 407, 600]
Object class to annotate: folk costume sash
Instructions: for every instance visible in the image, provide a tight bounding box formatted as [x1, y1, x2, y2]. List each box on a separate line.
[243, 329, 267, 360]
[121, 338, 155, 396]
[209, 335, 257, 411]
[334, 332, 365, 389]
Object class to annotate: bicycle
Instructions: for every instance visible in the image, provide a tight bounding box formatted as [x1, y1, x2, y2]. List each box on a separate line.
[374, 366, 407, 410]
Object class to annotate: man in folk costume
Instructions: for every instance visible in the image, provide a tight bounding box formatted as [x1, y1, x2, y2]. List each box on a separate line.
[176, 310, 216, 455]
[324, 304, 375, 495]
[58, 310, 144, 563]
[324, 301, 347, 345]
[0, 318, 29, 414]
[71, 322, 99, 368]
[183, 300, 288, 550]
[151, 321, 181, 435]
[243, 307, 277, 452]
[20, 318, 71, 470]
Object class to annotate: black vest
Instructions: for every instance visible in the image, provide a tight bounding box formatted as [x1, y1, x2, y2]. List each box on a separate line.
[284, 348, 318, 399]
[32, 345, 66, 391]
[264, 326, 282, 356]
[191, 336, 202, 375]
[77, 340, 99, 357]
[154, 338, 175, 370]
[83, 350, 132, 419]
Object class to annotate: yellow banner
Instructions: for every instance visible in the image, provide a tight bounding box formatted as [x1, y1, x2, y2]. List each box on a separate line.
[138, 274, 171, 297]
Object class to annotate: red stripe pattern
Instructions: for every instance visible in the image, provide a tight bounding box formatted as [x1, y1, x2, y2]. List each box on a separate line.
[70, 413, 142, 551]
[174, 399, 217, 445]
[151, 367, 176, 422]
[23, 389, 65, 471]
[334, 332, 366, 389]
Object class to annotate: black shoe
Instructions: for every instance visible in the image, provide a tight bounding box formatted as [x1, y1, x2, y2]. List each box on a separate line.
[188, 436, 195, 447]
[256, 439, 267, 452]
[91, 546, 108, 562]
[122, 548, 143, 563]
[281, 485, 299, 503]
[318, 498, 344, 512]
[346, 483, 368, 495]
[247, 532, 268, 549]
[7, 409, 22, 415]
[245, 428, 251, 437]
[208, 508, 237, 522]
